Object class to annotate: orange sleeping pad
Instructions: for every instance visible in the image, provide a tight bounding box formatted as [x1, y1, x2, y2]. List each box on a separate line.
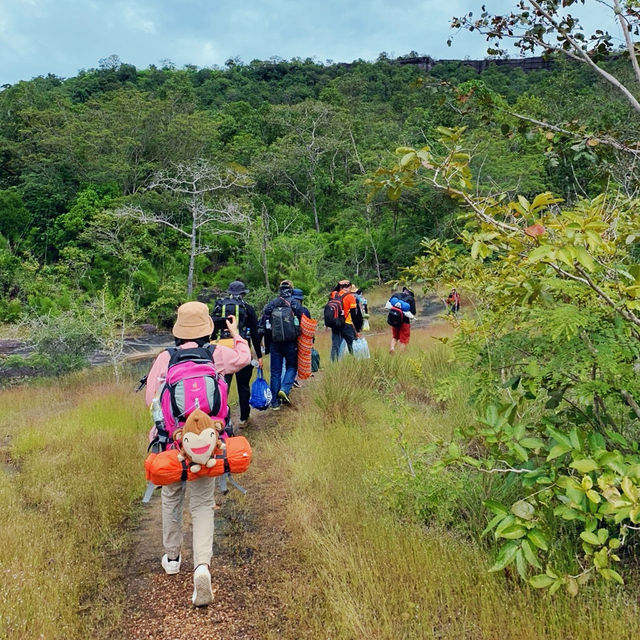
[145, 435, 252, 485]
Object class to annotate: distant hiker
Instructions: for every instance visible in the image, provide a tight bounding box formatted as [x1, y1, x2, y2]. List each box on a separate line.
[260, 279, 304, 409]
[292, 288, 311, 320]
[351, 284, 370, 331]
[351, 284, 371, 331]
[211, 280, 263, 427]
[446, 288, 461, 316]
[325, 280, 363, 361]
[386, 286, 416, 353]
[144, 301, 250, 607]
[293, 288, 317, 382]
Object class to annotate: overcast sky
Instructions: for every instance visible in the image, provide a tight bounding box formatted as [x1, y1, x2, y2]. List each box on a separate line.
[1, 0, 619, 85]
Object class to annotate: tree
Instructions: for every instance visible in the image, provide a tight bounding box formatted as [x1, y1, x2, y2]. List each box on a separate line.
[117, 160, 251, 296]
[451, 1, 640, 156]
[263, 100, 348, 232]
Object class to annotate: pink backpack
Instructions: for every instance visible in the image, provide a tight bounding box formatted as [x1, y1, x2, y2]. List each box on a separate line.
[159, 345, 229, 442]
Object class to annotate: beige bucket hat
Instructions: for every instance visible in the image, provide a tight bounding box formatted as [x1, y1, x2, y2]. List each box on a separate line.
[172, 301, 214, 340]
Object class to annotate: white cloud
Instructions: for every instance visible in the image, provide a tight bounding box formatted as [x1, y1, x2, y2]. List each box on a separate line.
[122, 3, 156, 34]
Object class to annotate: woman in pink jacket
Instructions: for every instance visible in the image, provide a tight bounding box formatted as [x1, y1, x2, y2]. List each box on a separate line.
[145, 301, 250, 607]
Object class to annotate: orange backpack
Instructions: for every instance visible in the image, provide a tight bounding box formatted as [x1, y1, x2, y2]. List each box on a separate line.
[145, 435, 252, 485]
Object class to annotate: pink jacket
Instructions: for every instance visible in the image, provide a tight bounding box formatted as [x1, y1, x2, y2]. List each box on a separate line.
[145, 336, 251, 406]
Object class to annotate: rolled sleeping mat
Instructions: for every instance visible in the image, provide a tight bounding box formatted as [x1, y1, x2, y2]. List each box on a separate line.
[145, 435, 252, 485]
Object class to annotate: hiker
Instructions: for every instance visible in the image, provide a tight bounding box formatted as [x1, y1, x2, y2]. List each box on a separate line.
[326, 279, 363, 361]
[145, 301, 251, 607]
[353, 285, 370, 331]
[351, 284, 370, 332]
[386, 286, 416, 353]
[446, 288, 461, 316]
[260, 279, 304, 409]
[211, 280, 263, 427]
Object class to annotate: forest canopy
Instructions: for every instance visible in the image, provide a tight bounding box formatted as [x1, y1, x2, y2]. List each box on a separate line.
[0, 51, 635, 325]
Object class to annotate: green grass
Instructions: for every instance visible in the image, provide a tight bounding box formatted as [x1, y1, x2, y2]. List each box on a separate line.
[0, 368, 147, 639]
[262, 345, 640, 639]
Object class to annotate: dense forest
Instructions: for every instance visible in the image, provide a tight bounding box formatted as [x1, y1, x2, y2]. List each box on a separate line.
[0, 50, 635, 328]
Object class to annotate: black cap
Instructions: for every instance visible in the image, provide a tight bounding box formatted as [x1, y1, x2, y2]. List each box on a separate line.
[228, 280, 249, 295]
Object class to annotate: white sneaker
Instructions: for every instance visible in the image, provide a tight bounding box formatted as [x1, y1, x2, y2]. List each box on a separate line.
[161, 554, 181, 575]
[192, 564, 213, 607]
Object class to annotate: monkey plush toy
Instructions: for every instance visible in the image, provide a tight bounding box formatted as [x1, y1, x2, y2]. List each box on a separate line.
[171, 409, 225, 473]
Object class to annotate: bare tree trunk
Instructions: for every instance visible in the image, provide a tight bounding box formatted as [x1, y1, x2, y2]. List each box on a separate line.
[311, 187, 320, 232]
[261, 204, 270, 287]
[188, 216, 196, 297]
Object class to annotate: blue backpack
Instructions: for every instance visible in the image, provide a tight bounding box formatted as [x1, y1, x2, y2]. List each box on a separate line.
[249, 367, 272, 410]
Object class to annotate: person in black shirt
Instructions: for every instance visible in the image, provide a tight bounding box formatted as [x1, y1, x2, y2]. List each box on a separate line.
[211, 280, 263, 425]
[260, 280, 304, 409]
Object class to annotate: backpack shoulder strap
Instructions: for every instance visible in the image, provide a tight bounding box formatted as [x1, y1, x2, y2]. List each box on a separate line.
[203, 343, 217, 359]
[166, 347, 180, 366]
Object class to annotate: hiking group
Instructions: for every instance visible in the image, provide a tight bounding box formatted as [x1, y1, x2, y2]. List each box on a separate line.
[141, 278, 421, 608]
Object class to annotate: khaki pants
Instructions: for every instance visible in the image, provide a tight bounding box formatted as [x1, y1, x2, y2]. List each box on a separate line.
[161, 475, 215, 568]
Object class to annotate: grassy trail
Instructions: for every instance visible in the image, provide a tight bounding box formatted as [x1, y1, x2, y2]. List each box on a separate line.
[2, 309, 640, 638]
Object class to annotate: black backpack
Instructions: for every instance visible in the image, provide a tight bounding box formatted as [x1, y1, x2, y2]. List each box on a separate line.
[213, 297, 248, 338]
[324, 294, 346, 330]
[386, 307, 405, 327]
[271, 298, 300, 343]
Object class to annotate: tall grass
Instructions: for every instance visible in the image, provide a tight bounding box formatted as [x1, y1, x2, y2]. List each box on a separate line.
[261, 344, 640, 639]
[0, 368, 147, 639]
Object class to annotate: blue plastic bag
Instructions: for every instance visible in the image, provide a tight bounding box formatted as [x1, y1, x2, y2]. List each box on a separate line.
[352, 337, 370, 360]
[249, 367, 272, 410]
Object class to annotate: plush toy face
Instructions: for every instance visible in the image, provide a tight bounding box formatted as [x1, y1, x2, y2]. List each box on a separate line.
[173, 409, 224, 466]
[182, 428, 218, 464]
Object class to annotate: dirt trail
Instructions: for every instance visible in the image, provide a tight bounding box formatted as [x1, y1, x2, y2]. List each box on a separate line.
[119, 406, 287, 640]
[118, 301, 452, 640]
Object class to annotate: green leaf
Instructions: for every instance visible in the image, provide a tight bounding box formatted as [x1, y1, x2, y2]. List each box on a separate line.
[586, 489, 601, 504]
[481, 513, 504, 538]
[570, 458, 599, 473]
[484, 500, 509, 517]
[547, 444, 572, 461]
[515, 548, 528, 580]
[488, 542, 518, 572]
[556, 475, 582, 490]
[520, 437, 545, 450]
[600, 568, 624, 584]
[521, 539, 542, 569]
[566, 577, 579, 596]
[546, 426, 572, 449]
[574, 245, 595, 271]
[511, 501, 535, 520]
[549, 579, 564, 595]
[529, 574, 556, 588]
[499, 525, 528, 540]
[528, 245, 554, 263]
[527, 529, 549, 551]
[580, 531, 601, 546]
[494, 515, 516, 539]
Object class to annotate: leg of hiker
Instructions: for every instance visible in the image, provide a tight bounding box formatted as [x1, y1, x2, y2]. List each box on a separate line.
[397, 321, 411, 351]
[189, 475, 215, 606]
[161, 482, 185, 574]
[235, 362, 253, 422]
[269, 341, 284, 407]
[280, 341, 298, 398]
[341, 324, 356, 354]
[390, 326, 400, 354]
[330, 328, 342, 361]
